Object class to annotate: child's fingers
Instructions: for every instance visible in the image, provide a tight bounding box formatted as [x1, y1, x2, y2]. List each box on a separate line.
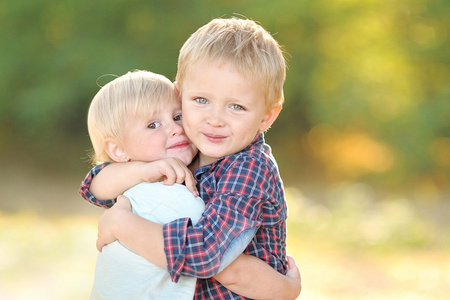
[184, 173, 199, 197]
[115, 195, 132, 209]
[286, 254, 301, 282]
[157, 158, 198, 195]
[173, 165, 187, 185]
[286, 254, 297, 270]
[161, 165, 177, 185]
[171, 163, 199, 196]
[285, 254, 302, 298]
[96, 237, 104, 252]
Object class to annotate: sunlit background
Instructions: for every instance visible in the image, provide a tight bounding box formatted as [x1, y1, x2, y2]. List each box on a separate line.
[1, 1, 449, 299]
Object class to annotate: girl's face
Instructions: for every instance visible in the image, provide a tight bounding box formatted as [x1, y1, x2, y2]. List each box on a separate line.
[122, 100, 197, 166]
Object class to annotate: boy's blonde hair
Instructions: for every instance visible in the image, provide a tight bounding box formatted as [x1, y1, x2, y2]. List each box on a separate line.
[176, 17, 286, 110]
[87, 70, 178, 164]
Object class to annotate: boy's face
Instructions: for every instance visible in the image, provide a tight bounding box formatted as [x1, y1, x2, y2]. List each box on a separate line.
[179, 59, 275, 166]
[122, 100, 197, 166]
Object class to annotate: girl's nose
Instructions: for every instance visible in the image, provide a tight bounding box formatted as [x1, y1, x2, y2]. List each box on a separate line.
[170, 120, 184, 136]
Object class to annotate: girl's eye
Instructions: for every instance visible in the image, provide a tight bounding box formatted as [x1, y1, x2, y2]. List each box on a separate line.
[195, 97, 208, 104]
[230, 104, 244, 111]
[147, 121, 161, 129]
[173, 114, 182, 122]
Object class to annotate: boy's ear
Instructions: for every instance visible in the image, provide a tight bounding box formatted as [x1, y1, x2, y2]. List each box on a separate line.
[173, 81, 180, 95]
[105, 140, 129, 163]
[259, 104, 282, 132]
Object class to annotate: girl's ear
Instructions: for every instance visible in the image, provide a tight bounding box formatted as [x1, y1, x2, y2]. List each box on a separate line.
[259, 104, 282, 132]
[105, 140, 129, 163]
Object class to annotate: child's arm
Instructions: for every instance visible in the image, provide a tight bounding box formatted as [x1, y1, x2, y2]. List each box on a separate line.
[97, 197, 301, 300]
[96, 195, 168, 266]
[86, 158, 197, 201]
[214, 254, 301, 300]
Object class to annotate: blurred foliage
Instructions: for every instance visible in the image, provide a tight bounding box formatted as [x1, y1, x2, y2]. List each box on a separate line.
[286, 185, 450, 250]
[0, 0, 449, 197]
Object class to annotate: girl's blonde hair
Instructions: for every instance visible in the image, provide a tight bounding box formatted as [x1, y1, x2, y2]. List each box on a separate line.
[87, 70, 178, 164]
[176, 17, 286, 111]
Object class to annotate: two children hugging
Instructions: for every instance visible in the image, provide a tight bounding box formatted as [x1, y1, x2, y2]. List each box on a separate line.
[81, 17, 301, 300]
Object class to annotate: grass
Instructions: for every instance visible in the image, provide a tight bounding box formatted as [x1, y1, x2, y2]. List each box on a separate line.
[0, 182, 449, 299]
[0, 212, 101, 300]
[285, 185, 450, 300]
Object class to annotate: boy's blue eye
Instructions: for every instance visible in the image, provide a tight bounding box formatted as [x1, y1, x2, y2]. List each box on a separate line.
[195, 97, 208, 104]
[147, 121, 161, 129]
[230, 104, 244, 110]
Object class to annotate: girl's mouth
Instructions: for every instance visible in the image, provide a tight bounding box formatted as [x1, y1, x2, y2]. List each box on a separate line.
[168, 141, 189, 150]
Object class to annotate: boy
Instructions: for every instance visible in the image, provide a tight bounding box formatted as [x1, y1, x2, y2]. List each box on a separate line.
[82, 17, 299, 299]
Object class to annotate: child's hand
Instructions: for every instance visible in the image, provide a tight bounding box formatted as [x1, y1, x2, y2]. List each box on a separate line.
[139, 158, 199, 196]
[96, 195, 132, 251]
[286, 254, 302, 299]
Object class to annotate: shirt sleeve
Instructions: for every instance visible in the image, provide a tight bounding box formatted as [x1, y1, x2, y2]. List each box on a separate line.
[78, 162, 116, 208]
[163, 158, 268, 282]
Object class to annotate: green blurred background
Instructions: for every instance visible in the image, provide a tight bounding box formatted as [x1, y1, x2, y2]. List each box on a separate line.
[1, 0, 449, 299]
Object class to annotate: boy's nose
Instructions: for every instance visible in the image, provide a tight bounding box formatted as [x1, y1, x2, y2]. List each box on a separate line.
[207, 107, 225, 127]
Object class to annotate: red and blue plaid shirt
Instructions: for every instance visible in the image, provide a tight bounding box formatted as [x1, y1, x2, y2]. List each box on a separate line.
[164, 134, 287, 299]
[79, 162, 114, 209]
[79, 133, 288, 300]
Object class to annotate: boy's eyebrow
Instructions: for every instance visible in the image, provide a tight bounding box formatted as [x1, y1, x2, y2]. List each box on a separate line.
[184, 89, 210, 97]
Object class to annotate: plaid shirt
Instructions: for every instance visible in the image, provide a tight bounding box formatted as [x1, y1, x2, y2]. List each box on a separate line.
[79, 162, 115, 208]
[79, 134, 287, 300]
[164, 134, 287, 300]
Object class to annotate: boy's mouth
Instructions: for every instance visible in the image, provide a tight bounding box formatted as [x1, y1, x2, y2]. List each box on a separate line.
[203, 133, 227, 143]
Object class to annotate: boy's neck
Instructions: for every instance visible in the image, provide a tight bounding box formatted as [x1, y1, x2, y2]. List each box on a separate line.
[188, 156, 200, 171]
[188, 154, 212, 171]
[188, 153, 220, 170]
[197, 154, 217, 168]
